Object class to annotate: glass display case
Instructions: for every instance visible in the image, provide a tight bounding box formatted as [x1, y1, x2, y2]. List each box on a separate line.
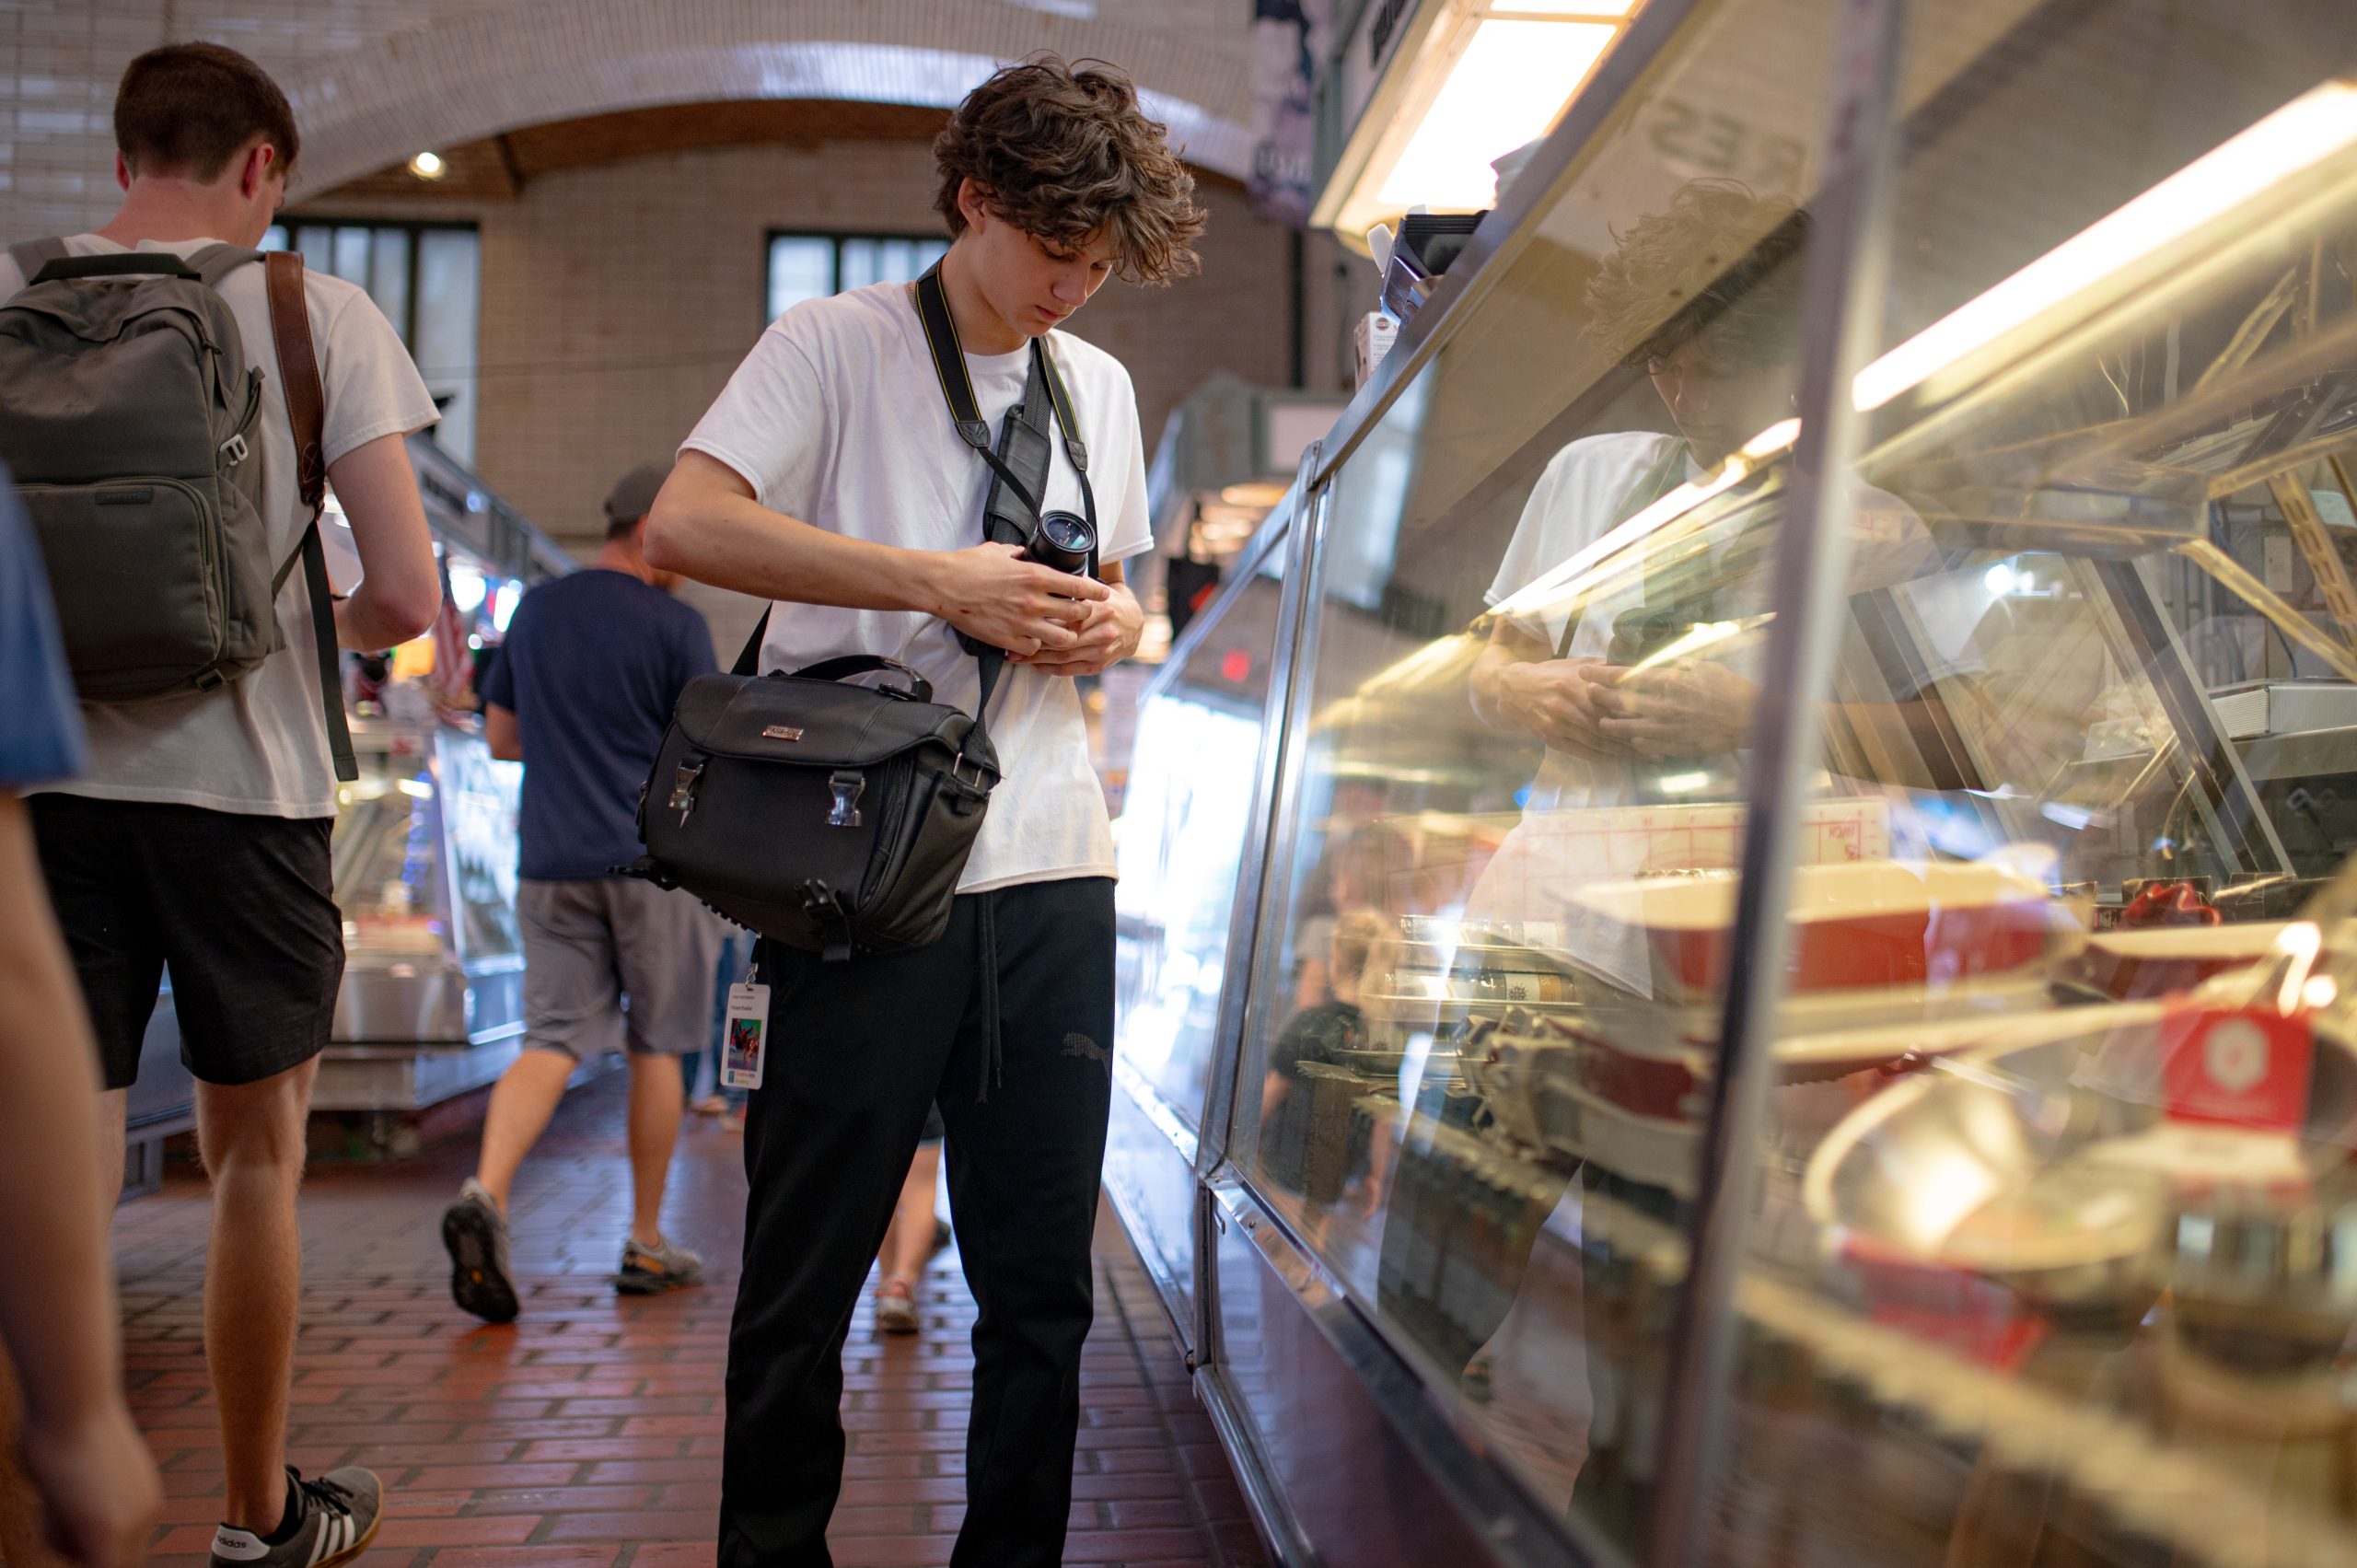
[312, 434, 565, 1115]
[316, 720, 528, 1110]
[1103, 3, 2357, 1565]
[1109, 504, 1300, 1337]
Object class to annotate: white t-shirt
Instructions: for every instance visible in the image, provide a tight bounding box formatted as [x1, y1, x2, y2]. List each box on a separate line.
[4, 235, 440, 818]
[680, 281, 1154, 894]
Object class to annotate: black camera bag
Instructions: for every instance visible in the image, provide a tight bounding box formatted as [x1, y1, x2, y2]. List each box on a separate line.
[620, 261, 1097, 960]
[621, 633, 1003, 960]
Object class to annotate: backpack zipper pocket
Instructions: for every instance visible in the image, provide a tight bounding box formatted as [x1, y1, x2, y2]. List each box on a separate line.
[18, 473, 225, 674]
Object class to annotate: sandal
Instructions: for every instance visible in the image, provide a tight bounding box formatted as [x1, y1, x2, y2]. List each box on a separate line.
[874, 1275, 920, 1336]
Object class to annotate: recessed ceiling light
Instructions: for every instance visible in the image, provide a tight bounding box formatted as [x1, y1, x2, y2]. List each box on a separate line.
[409, 151, 447, 180]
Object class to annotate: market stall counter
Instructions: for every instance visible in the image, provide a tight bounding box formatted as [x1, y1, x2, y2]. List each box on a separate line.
[1105, 2, 2357, 1565]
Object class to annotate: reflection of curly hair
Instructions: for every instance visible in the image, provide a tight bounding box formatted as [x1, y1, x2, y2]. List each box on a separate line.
[1585, 180, 1810, 370]
[935, 56, 1208, 287]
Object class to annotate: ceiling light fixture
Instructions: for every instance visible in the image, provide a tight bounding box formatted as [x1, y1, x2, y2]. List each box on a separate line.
[1314, 1, 1637, 250]
[409, 150, 447, 180]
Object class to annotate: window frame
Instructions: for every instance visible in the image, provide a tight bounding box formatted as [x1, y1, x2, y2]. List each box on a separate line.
[262, 215, 482, 348]
[762, 227, 951, 329]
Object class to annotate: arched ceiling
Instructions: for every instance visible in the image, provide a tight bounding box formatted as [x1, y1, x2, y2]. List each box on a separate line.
[278, 0, 1258, 201]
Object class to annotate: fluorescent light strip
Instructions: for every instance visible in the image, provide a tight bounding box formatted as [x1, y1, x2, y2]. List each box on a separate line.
[1377, 18, 1620, 210]
[1492, 1, 1639, 16]
[1853, 79, 2357, 412]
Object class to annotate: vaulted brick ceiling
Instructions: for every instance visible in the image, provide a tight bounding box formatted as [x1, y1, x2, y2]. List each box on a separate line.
[319, 99, 957, 202]
[317, 97, 1242, 203]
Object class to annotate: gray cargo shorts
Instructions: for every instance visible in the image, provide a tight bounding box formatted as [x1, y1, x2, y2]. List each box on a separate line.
[519, 877, 723, 1061]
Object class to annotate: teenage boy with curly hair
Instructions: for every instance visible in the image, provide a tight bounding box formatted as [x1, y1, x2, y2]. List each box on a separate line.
[647, 56, 1206, 1567]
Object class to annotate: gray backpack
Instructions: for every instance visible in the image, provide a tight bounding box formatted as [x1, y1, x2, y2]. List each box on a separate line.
[0, 239, 354, 779]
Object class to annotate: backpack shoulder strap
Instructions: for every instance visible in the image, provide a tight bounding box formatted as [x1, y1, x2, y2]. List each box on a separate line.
[189, 242, 265, 290]
[6, 238, 68, 291]
[260, 251, 357, 784]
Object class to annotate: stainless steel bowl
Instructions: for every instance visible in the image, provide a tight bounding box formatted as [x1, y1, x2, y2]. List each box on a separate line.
[1805, 1003, 2357, 1315]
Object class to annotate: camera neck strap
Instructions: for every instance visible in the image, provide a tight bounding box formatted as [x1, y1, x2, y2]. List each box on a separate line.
[913, 261, 1098, 555]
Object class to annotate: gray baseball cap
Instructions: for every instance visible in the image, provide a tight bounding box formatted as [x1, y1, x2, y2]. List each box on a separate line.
[603, 461, 671, 528]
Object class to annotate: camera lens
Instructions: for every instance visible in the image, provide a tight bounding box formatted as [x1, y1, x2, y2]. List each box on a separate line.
[1026, 509, 1096, 575]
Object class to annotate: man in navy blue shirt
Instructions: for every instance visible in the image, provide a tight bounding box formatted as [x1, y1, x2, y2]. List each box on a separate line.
[0, 474, 161, 1568]
[439, 463, 721, 1321]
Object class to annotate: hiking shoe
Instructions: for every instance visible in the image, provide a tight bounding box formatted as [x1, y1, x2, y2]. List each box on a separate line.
[441, 1177, 518, 1323]
[875, 1277, 921, 1336]
[208, 1466, 381, 1568]
[616, 1235, 704, 1295]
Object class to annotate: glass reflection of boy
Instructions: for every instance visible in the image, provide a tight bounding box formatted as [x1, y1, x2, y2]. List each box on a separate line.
[1469, 180, 1808, 776]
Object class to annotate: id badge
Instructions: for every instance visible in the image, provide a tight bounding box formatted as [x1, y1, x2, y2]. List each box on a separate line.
[722, 981, 772, 1091]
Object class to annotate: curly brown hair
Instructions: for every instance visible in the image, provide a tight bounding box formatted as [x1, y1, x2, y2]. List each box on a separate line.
[1585, 180, 1810, 371]
[935, 56, 1207, 287]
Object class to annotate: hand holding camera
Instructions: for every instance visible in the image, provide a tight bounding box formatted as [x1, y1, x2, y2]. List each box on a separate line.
[928, 540, 1110, 660]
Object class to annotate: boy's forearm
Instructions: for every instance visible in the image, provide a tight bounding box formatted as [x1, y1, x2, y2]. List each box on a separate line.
[648, 485, 943, 615]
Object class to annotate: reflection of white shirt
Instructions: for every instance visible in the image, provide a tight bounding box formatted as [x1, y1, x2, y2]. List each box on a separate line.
[1470, 431, 1993, 993]
[1483, 431, 1988, 813]
[1485, 433, 1689, 814]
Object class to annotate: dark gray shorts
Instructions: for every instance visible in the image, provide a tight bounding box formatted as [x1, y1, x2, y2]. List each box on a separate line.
[520, 877, 721, 1061]
[32, 794, 343, 1091]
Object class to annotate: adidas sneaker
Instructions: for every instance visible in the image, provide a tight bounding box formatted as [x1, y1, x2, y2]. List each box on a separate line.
[206, 1466, 381, 1568]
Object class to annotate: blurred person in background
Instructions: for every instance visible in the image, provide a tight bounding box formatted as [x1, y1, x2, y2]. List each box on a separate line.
[0, 477, 160, 1568]
[870, 1115, 952, 1335]
[439, 462, 721, 1321]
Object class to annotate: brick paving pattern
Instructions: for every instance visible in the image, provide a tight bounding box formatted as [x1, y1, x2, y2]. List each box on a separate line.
[112, 1073, 1268, 1568]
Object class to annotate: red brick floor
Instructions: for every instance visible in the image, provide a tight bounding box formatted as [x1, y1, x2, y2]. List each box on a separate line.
[111, 1073, 1268, 1568]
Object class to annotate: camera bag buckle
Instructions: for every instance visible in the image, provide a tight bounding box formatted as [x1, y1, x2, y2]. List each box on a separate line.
[827, 770, 865, 829]
[798, 879, 853, 964]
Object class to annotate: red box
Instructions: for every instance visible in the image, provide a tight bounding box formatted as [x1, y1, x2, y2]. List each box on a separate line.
[2160, 1004, 2314, 1132]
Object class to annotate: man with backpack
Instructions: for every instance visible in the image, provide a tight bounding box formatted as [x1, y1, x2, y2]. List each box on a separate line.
[647, 56, 1205, 1567]
[0, 41, 442, 1568]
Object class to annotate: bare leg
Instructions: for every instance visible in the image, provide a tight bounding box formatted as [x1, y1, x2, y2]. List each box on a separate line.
[625, 1053, 684, 1249]
[879, 1142, 943, 1288]
[96, 1087, 126, 1214]
[473, 1049, 577, 1214]
[195, 1058, 318, 1532]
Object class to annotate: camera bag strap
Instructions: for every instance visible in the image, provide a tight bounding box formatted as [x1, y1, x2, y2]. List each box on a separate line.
[913, 261, 1098, 575]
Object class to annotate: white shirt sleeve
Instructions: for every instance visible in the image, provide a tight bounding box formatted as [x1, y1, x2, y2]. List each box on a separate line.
[1487, 447, 1570, 614]
[1099, 364, 1153, 567]
[314, 285, 441, 464]
[680, 322, 828, 513]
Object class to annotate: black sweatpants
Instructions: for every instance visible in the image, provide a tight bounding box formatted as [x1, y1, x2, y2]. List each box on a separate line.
[720, 877, 1116, 1568]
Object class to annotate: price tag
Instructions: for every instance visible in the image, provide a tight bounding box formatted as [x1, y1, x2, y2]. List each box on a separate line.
[2160, 1004, 2313, 1132]
[722, 981, 772, 1091]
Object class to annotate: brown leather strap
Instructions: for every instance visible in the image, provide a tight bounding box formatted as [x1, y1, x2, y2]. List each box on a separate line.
[260, 251, 356, 783]
[263, 251, 327, 513]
